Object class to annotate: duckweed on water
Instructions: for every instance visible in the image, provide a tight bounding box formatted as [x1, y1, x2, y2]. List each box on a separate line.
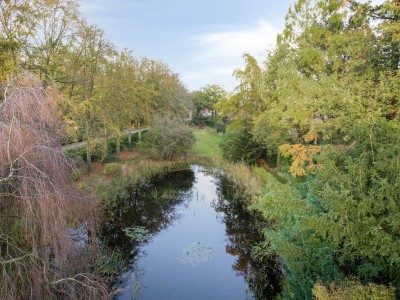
[123, 226, 150, 243]
[177, 241, 215, 266]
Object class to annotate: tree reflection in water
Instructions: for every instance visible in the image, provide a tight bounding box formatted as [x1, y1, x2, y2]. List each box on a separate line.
[100, 166, 281, 299]
[100, 169, 195, 257]
[213, 176, 282, 299]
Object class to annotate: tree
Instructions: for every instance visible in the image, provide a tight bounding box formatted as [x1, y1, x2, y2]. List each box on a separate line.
[99, 49, 137, 154]
[243, 0, 400, 298]
[0, 75, 108, 299]
[24, 0, 81, 84]
[0, 0, 32, 81]
[215, 54, 266, 163]
[142, 116, 195, 160]
[66, 23, 112, 167]
[191, 84, 226, 120]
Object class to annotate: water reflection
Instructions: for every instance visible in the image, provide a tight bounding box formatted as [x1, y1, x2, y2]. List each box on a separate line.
[214, 177, 281, 299]
[101, 166, 280, 299]
[101, 169, 195, 256]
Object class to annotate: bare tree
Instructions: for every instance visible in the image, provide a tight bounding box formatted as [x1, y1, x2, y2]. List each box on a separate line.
[0, 74, 109, 299]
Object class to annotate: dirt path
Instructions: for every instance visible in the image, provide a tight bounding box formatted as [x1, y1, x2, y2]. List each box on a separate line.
[62, 128, 147, 150]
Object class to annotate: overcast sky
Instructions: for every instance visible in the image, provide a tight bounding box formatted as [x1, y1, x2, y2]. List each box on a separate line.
[79, 0, 295, 91]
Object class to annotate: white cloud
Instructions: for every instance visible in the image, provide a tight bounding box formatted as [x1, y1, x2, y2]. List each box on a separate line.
[192, 20, 278, 63]
[183, 19, 279, 90]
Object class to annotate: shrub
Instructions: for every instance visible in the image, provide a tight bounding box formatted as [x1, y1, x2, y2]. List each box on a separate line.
[65, 146, 87, 162]
[192, 115, 216, 128]
[92, 142, 107, 163]
[103, 163, 122, 176]
[142, 117, 195, 160]
[71, 168, 82, 181]
[313, 280, 396, 300]
[220, 128, 264, 165]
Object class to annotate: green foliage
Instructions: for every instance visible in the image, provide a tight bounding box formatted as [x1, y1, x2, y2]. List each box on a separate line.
[66, 147, 87, 163]
[220, 127, 264, 165]
[214, 0, 400, 298]
[255, 121, 400, 298]
[91, 247, 125, 279]
[192, 115, 217, 127]
[142, 117, 195, 160]
[191, 84, 226, 120]
[71, 168, 82, 181]
[91, 142, 108, 163]
[306, 120, 400, 284]
[254, 171, 339, 299]
[313, 280, 396, 300]
[103, 163, 122, 177]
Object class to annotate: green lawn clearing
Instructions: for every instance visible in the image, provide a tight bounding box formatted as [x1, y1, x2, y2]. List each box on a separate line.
[193, 128, 222, 159]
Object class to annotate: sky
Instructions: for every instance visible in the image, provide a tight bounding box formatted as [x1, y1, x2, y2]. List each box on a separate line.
[79, 0, 294, 91]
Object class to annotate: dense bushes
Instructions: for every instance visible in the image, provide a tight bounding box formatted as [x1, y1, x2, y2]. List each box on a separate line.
[103, 163, 122, 176]
[313, 280, 396, 300]
[142, 117, 195, 160]
[220, 128, 264, 165]
[255, 120, 400, 299]
[191, 115, 216, 128]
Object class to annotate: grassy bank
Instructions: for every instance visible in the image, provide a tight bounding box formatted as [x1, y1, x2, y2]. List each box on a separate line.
[68, 126, 282, 298]
[193, 128, 223, 159]
[73, 127, 270, 204]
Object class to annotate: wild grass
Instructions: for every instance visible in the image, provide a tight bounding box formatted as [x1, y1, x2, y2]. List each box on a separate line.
[216, 162, 263, 202]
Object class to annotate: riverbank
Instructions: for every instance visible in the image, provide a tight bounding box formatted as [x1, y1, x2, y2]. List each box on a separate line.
[73, 127, 269, 205]
[68, 127, 284, 298]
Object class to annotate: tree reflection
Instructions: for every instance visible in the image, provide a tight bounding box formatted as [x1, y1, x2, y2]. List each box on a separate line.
[213, 176, 282, 299]
[100, 169, 195, 257]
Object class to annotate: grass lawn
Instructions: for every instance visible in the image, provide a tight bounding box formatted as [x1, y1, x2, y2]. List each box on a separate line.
[193, 128, 223, 159]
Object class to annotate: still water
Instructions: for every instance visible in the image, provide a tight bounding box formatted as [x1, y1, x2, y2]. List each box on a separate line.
[101, 165, 280, 300]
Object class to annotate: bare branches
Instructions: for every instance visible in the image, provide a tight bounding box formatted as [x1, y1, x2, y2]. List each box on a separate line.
[0, 75, 109, 299]
[51, 273, 109, 296]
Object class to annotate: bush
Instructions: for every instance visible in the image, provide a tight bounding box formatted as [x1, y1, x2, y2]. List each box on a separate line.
[313, 280, 396, 300]
[192, 115, 216, 128]
[65, 146, 87, 162]
[103, 163, 122, 176]
[220, 128, 264, 165]
[71, 168, 83, 181]
[142, 117, 195, 160]
[91, 142, 107, 163]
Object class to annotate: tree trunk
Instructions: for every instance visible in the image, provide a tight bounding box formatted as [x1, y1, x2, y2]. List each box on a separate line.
[105, 128, 109, 157]
[86, 140, 92, 168]
[128, 130, 132, 147]
[138, 128, 142, 142]
[116, 135, 120, 155]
